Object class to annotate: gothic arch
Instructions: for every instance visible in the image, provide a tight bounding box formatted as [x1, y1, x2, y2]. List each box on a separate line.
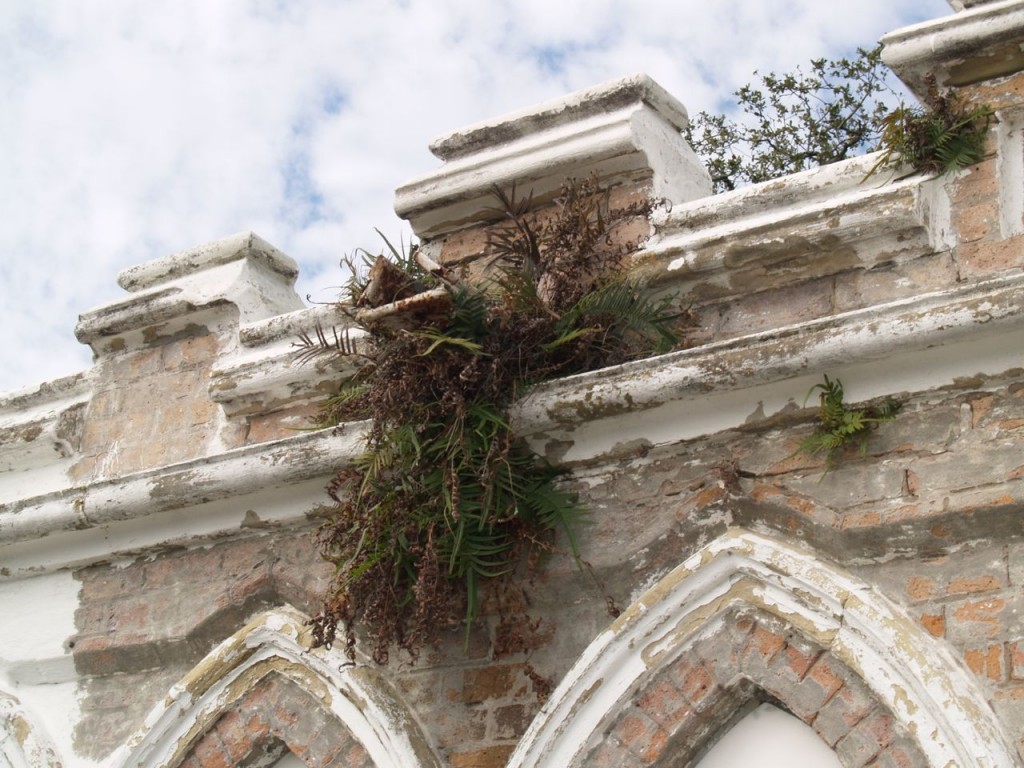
[108, 606, 442, 768]
[0, 690, 62, 768]
[509, 528, 1016, 768]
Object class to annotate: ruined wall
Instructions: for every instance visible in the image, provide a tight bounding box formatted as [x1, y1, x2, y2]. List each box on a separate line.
[3, 2, 1024, 767]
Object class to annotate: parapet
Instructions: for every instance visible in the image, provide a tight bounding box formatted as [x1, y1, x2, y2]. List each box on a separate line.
[6, 6, 1024, 763]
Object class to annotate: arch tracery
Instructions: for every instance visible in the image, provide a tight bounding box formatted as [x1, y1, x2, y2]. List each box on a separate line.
[509, 528, 1016, 768]
[108, 606, 442, 768]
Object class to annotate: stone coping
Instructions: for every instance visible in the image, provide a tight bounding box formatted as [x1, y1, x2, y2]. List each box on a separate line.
[394, 74, 711, 240]
[428, 73, 689, 161]
[117, 231, 298, 292]
[883, 0, 1024, 100]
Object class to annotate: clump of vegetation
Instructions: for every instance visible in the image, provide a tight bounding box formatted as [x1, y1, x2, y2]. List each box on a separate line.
[303, 179, 687, 663]
[796, 375, 902, 471]
[869, 73, 994, 178]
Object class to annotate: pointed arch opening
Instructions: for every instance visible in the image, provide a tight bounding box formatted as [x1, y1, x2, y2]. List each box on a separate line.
[509, 528, 1015, 768]
[695, 703, 842, 768]
[108, 606, 442, 768]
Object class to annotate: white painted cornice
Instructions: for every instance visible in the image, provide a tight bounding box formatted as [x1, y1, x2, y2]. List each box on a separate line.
[516, 271, 1024, 463]
[0, 427, 364, 578]
[640, 152, 950, 287]
[209, 302, 364, 417]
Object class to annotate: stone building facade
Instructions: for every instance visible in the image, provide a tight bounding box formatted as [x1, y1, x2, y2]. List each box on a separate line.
[3, 1, 1024, 766]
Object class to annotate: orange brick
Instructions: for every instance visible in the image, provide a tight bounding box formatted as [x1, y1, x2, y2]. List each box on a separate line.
[449, 745, 515, 768]
[952, 598, 1007, 639]
[680, 663, 715, 705]
[920, 613, 945, 638]
[808, 657, 844, 700]
[906, 576, 936, 601]
[784, 643, 819, 679]
[750, 624, 785, 659]
[948, 575, 1001, 595]
[964, 644, 1004, 682]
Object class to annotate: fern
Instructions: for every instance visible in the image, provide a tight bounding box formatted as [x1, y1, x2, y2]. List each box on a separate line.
[796, 375, 902, 472]
[308, 177, 687, 662]
[868, 74, 992, 179]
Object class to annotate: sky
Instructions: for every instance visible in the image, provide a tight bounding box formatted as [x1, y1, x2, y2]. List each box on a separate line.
[0, 0, 952, 394]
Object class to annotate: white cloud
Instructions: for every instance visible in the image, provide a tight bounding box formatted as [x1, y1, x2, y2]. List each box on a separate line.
[0, 0, 951, 392]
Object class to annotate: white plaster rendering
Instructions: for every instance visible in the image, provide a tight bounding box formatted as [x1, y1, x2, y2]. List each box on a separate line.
[0, 690, 63, 768]
[0, 574, 83, 768]
[643, 153, 950, 281]
[110, 607, 441, 768]
[507, 529, 1017, 768]
[997, 106, 1024, 237]
[209, 303, 363, 418]
[0, 374, 90, 501]
[0, 571, 78, 685]
[76, 232, 304, 358]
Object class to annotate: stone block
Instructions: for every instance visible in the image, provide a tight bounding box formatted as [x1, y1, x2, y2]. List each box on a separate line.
[461, 663, 523, 705]
[611, 710, 668, 763]
[832, 253, 959, 314]
[636, 677, 692, 732]
[780, 462, 906, 512]
[956, 233, 1024, 278]
[952, 198, 998, 243]
[713, 277, 835, 341]
[813, 680, 876, 747]
[834, 709, 892, 765]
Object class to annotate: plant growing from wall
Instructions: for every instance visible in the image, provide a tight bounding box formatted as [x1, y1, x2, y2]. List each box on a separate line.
[303, 179, 687, 663]
[868, 73, 994, 178]
[796, 375, 901, 471]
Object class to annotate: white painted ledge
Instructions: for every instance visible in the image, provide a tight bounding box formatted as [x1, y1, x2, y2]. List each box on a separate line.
[640, 152, 950, 286]
[210, 303, 365, 417]
[0, 373, 91, 500]
[0, 426, 364, 578]
[515, 271, 1024, 462]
